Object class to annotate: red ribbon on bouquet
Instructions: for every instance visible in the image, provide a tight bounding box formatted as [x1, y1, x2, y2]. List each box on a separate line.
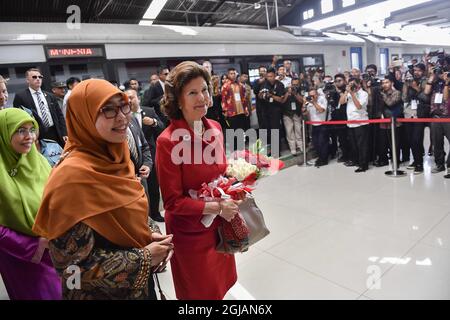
[191, 176, 251, 250]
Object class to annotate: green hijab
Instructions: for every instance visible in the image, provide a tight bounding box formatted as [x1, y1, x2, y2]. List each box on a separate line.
[0, 108, 51, 236]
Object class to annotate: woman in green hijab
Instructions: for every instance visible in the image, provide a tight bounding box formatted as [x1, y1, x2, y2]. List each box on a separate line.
[0, 107, 61, 300]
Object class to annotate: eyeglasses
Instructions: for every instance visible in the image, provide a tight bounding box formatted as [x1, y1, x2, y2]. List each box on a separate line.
[31, 75, 43, 79]
[99, 103, 131, 119]
[15, 127, 37, 137]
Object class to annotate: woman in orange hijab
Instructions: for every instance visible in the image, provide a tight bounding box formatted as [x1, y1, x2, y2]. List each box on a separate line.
[33, 79, 173, 300]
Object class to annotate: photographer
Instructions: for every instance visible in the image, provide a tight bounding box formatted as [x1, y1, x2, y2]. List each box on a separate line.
[253, 65, 267, 130]
[330, 74, 351, 163]
[425, 61, 450, 177]
[322, 76, 339, 160]
[377, 75, 404, 168]
[402, 63, 430, 174]
[282, 78, 305, 155]
[258, 68, 286, 148]
[305, 88, 329, 167]
[362, 64, 383, 165]
[340, 78, 369, 173]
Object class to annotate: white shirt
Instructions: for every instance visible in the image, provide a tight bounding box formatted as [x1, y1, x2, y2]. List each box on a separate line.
[346, 89, 368, 128]
[159, 80, 165, 93]
[133, 107, 143, 128]
[62, 90, 72, 119]
[278, 76, 292, 88]
[307, 95, 328, 126]
[29, 87, 54, 127]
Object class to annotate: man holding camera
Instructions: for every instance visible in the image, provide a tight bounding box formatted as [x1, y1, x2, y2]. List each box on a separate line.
[330, 74, 351, 163]
[305, 88, 329, 167]
[377, 75, 404, 168]
[362, 64, 383, 166]
[282, 78, 305, 155]
[402, 63, 430, 174]
[340, 78, 370, 173]
[253, 65, 268, 130]
[258, 68, 285, 149]
[425, 65, 450, 178]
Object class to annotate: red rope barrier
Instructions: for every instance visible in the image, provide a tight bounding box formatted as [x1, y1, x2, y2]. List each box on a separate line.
[397, 118, 450, 123]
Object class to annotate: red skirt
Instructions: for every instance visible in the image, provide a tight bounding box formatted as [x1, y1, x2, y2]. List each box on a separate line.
[165, 212, 237, 300]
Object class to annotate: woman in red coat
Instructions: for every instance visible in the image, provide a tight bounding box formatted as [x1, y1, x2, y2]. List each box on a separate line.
[156, 61, 241, 300]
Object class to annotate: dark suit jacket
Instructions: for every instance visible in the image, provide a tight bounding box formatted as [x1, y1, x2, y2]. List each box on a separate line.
[13, 89, 67, 146]
[129, 117, 152, 175]
[140, 106, 165, 161]
[142, 82, 168, 125]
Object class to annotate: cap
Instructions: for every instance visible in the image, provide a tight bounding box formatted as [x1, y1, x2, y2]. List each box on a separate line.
[51, 81, 66, 88]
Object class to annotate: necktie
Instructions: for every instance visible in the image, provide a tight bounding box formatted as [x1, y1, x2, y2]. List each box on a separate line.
[35, 92, 50, 127]
[126, 127, 139, 163]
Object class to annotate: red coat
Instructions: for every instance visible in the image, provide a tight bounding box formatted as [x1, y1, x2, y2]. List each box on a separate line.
[156, 117, 237, 300]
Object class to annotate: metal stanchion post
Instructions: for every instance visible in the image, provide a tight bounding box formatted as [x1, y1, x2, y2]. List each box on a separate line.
[298, 119, 312, 167]
[385, 117, 406, 177]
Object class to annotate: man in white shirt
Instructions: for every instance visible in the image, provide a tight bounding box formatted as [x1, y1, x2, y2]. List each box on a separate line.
[277, 66, 292, 88]
[306, 88, 329, 167]
[339, 77, 369, 172]
[62, 77, 80, 119]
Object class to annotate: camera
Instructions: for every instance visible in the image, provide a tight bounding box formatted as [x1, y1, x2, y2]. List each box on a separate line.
[305, 96, 313, 102]
[323, 80, 335, 92]
[260, 88, 270, 100]
[350, 84, 357, 92]
[362, 73, 381, 86]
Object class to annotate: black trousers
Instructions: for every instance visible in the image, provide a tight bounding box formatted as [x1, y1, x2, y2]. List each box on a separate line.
[329, 125, 351, 160]
[255, 101, 265, 129]
[378, 126, 400, 164]
[431, 122, 450, 167]
[312, 125, 329, 162]
[261, 106, 282, 146]
[405, 122, 425, 166]
[370, 124, 380, 162]
[349, 125, 369, 168]
[399, 124, 410, 162]
[147, 163, 161, 217]
[226, 114, 249, 151]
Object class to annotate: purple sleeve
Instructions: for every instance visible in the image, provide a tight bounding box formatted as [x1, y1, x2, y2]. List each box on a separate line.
[0, 226, 43, 263]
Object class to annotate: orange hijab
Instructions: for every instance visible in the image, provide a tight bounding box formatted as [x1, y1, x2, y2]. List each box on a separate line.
[33, 79, 152, 248]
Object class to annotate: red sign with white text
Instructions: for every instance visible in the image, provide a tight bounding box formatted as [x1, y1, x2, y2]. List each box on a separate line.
[46, 47, 104, 59]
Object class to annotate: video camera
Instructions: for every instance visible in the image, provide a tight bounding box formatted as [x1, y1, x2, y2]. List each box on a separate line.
[429, 51, 450, 76]
[323, 80, 335, 92]
[362, 73, 381, 86]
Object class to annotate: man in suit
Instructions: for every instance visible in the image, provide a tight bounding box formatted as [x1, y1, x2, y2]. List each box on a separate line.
[13, 68, 67, 147]
[126, 89, 165, 222]
[127, 114, 153, 213]
[142, 66, 169, 126]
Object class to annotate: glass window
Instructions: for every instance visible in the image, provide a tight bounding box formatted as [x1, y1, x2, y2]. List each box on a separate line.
[351, 53, 360, 70]
[303, 56, 323, 66]
[303, 9, 315, 20]
[321, 0, 333, 14]
[342, 0, 356, 8]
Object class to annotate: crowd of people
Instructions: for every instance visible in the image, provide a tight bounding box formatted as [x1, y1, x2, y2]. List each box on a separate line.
[0, 50, 450, 300]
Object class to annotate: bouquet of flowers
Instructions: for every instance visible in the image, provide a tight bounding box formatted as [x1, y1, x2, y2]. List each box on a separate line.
[189, 140, 284, 253]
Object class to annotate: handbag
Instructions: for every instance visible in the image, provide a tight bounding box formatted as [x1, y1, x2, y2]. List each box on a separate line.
[216, 195, 270, 254]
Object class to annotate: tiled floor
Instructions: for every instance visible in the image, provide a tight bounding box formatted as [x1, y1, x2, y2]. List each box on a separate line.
[1, 150, 449, 300]
[154, 152, 450, 300]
